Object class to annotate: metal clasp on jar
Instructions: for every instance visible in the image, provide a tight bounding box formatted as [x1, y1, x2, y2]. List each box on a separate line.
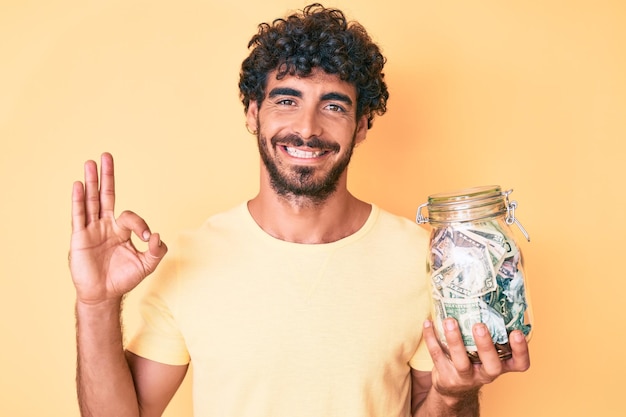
[503, 189, 531, 242]
[416, 202, 429, 225]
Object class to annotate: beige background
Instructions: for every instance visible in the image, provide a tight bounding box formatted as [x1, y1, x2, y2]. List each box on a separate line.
[1, 0, 625, 415]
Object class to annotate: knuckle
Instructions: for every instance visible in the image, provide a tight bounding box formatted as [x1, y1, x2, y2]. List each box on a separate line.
[517, 358, 531, 372]
[454, 360, 473, 374]
[428, 345, 446, 361]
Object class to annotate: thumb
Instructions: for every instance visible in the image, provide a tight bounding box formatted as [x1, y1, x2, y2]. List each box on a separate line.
[142, 232, 168, 273]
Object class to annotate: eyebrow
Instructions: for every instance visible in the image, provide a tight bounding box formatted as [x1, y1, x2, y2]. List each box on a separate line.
[268, 87, 302, 98]
[267, 88, 353, 106]
[321, 92, 353, 106]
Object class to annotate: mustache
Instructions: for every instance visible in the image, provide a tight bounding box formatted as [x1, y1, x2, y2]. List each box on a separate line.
[270, 134, 341, 152]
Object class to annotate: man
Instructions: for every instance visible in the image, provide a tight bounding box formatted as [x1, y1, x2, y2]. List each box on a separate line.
[69, 4, 530, 416]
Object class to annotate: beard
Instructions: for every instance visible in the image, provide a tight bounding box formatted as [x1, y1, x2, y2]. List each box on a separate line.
[256, 130, 357, 204]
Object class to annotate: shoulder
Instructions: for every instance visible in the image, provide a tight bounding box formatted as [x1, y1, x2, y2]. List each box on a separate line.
[349, 205, 431, 262]
[166, 203, 253, 262]
[372, 205, 430, 242]
[198, 202, 249, 231]
[180, 203, 251, 242]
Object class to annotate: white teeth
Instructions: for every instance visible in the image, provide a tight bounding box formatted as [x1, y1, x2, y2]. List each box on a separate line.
[285, 147, 325, 158]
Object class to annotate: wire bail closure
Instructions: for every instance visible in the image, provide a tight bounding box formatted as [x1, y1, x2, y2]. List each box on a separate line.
[503, 189, 530, 242]
[416, 188, 530, 242]
[415, 202, 429, 225]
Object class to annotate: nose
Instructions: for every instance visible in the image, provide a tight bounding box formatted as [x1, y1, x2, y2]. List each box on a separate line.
[292, 107, 323, 139]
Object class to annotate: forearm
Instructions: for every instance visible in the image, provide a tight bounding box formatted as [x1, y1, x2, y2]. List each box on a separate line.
[413, 387, 480, 417]
[75, 299, 140, 417]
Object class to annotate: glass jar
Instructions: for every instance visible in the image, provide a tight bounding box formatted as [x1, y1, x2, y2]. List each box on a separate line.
[416, 185, 532, 363]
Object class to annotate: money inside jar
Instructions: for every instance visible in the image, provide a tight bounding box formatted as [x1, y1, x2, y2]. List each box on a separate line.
[417, 186, 532, 363]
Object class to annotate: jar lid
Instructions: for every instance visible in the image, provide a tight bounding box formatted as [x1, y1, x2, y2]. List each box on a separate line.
[425, 185, 507, 224]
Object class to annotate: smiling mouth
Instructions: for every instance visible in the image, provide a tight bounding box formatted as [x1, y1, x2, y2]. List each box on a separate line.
[284, 146, 329, 159]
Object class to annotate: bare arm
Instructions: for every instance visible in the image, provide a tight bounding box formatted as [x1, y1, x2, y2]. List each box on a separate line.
[70, 153, 179, 416]
[411, 368, 479, 417]
[411, 318, 530, 417]
[126, 352, 188, 416]
[75, 299, 139, 416]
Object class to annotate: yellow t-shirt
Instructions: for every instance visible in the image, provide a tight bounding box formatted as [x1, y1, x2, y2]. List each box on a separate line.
[127, 203, 433, 417]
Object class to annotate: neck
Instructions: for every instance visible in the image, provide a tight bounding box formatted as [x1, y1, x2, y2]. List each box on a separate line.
[247, 187, 371, 244]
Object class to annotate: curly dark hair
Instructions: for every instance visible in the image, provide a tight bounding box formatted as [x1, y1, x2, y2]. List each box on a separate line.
[238, 3, 389, 129]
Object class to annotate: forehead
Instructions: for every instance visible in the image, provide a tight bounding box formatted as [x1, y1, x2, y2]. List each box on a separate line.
[265, 68, 357, 100]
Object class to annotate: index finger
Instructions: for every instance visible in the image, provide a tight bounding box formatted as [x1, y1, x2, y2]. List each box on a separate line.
[503, 330, 531, 373]
[99, 152, 116, 216]
[71, 180, 86, 232]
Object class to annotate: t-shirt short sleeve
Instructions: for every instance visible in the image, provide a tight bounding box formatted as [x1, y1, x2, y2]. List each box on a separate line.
[125, 258, 190, 366]
[409, 333, 434, 371]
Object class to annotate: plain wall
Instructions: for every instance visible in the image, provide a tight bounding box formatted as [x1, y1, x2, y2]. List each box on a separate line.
[1, 0, 624, 415]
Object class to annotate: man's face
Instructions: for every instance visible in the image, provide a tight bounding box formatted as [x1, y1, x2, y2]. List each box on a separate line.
[246, 68, 368, 203]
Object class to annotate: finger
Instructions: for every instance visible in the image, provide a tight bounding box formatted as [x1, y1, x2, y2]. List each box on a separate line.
[116, 210, 151, 241]
[142, 233, 168, 272]
[84, 159, 100, 223]
[99, 152, 116, 217]
[504, 330, 531, 372]
[472, 323, 502, 378]
[71, 181, 86, 231]
[422, 319, 451, 366]
[442, 318, 472, 373]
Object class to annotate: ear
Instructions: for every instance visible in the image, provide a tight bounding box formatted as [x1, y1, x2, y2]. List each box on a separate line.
[246, 100, 259, 134]
[354, 115, 369, 145]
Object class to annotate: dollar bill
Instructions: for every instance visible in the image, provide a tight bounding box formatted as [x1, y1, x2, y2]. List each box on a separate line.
[444, 250, 496, 298]
[465, 229, 507, 272]
[452, 228, 487, 250]
[431, 262, 459, 296]
[438, 297, 509, 349]
[479, 301, 509, 344]
[446, 230, 497, 297]
[431, 227, 454, 270]
[441, 297, 482, 350]
[498, 257, 518, 280]
[467, 221, 506, 245]
[501, 271, 532, 335]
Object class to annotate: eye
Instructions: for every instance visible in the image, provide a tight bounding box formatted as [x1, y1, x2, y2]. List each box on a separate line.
[276, 98, 297, 106]
[326, 103, 346, 112]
